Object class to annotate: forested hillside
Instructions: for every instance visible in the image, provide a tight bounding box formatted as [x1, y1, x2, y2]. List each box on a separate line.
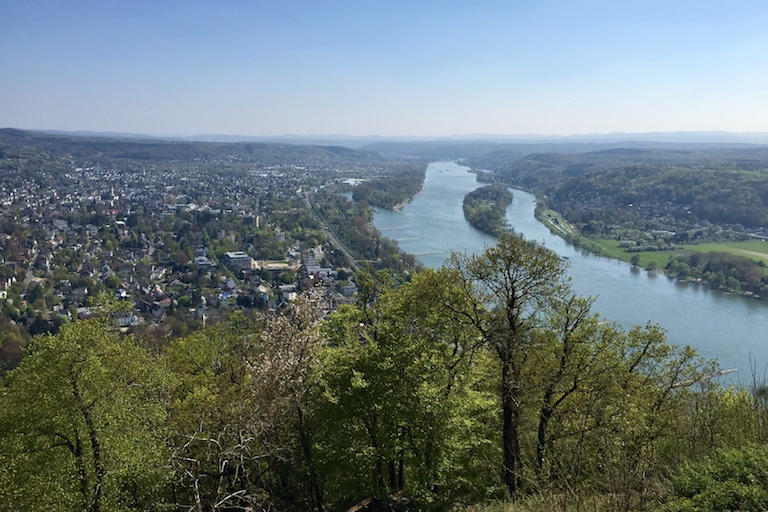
[468, 147, 768, 233]
[3, 235, 767, 511]
[0, 128, 385, 165]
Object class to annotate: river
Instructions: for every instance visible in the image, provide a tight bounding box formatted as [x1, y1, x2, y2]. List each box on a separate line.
[372, 161, 768, 384]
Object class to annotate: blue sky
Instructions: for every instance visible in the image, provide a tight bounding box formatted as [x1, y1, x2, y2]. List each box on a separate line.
[1, 0, 767, 137]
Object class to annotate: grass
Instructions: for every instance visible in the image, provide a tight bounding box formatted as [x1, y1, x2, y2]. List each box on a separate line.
[539, 208, 768, 273]
[592, 238, 768, 273]
[593, 239, 674, 268]
[682, 239, 768, 262]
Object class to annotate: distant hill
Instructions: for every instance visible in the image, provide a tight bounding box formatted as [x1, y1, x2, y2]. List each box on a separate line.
[360, 136, 767, 161]
[3, 128, 766, 165]
[0, 128, 384, 164]
[8, 128, 767, 151]
[463, 145, 768, 231]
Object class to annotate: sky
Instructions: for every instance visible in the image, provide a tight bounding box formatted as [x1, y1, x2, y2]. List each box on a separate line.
[1, 0, 767, 138]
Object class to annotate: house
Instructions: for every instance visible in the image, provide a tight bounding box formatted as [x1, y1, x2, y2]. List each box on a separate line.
[150, 267, 167, 281]
[71, 287, 89, 303]
[279, 283, 297, 300]
[194, 255, 215, 267]
[340, 283, 358, 297]
[222, 251, 253, 271]
[115, 311, 141, 327]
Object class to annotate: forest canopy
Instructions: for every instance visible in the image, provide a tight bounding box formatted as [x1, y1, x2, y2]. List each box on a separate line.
[462, 184, 513, 237]
[3, 235, 765, 512]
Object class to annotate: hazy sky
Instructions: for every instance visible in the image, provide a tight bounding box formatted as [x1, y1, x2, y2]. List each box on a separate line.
[2, 1, 767, 137]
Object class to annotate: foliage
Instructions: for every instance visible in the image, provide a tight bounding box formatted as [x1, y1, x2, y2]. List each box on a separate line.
[315, 270, 502, 508]
[1, 235, 766, 511]
[351, 165, 426, 209]
[667, 251, 768, 296]
[659, 444, 768, 512]
[0, 318, 173, 511]
[165, 305, 326, 510]
[462, 185, 514, 237]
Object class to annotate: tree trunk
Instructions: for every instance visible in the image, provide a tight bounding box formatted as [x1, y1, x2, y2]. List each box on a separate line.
[536, 391, 554, 476]
[71, 433, 90, 510]
[71, 372, 104, 512]
[502, 359, 522, 496]
[297, 407, 323, 512]
[388, 461, 397, 491]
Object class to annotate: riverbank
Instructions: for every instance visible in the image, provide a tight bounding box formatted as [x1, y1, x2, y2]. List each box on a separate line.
[534, 202, 768, 301]
[534, 205, 625, 259]
[392, 184, 424, 213]
[372, 162, 768, 377]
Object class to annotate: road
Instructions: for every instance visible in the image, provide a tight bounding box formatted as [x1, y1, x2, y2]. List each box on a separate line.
[303, 193, 360, 271]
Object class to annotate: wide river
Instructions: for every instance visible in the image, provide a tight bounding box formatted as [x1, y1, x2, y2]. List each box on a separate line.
[372, 161, 768, 384]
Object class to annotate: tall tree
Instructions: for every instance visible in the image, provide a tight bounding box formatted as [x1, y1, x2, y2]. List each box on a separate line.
[0, 318, 172, 511]
[447, 233, 570, 496]
[166, 311, 282, 511]
[166, 304, 326, 511]
[316, 270, 499, 508]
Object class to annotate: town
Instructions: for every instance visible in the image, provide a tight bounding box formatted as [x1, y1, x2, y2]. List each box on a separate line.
[0, 130, 421, 369]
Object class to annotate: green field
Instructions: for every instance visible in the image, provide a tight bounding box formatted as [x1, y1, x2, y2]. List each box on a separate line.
[682, 239, 768, 261]
[591, 239, 672, 268]
[538, 208, 768, 271]
[592, 238, 768, 272]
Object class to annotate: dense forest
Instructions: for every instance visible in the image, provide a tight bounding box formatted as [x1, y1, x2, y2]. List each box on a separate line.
[3, 235, 768, 512]
[467, 147, 768, 235]
[664, 251, 768, 296]
[351, 165, 426, 209]
[462, 185, 513, 237]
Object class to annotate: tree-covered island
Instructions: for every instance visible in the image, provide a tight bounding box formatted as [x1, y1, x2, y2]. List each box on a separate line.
[351, 165, 426, 209]
[462, 184, 513, 237]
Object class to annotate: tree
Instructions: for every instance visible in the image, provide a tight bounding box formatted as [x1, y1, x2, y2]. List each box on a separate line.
[166, 304, 326, 511]
[660, 444, 768, 512]
[0, 318, 173, 511]
[444, 233, 714, 501]
[446, 233, 570, 496]
[254, 297, 326, 511]
[316, 270, 499, 507]
[165, 313, 266, 510]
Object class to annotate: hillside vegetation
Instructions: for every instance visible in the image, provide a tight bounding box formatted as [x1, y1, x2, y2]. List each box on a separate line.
[3, 235, 768, 511]
[466, 146, 768, 296]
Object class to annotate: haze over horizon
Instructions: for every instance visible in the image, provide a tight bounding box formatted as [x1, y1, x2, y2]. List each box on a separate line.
[2, 1, 767, 138]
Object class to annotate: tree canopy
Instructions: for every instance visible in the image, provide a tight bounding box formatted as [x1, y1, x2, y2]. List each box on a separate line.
[1, 237, 765, 511]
